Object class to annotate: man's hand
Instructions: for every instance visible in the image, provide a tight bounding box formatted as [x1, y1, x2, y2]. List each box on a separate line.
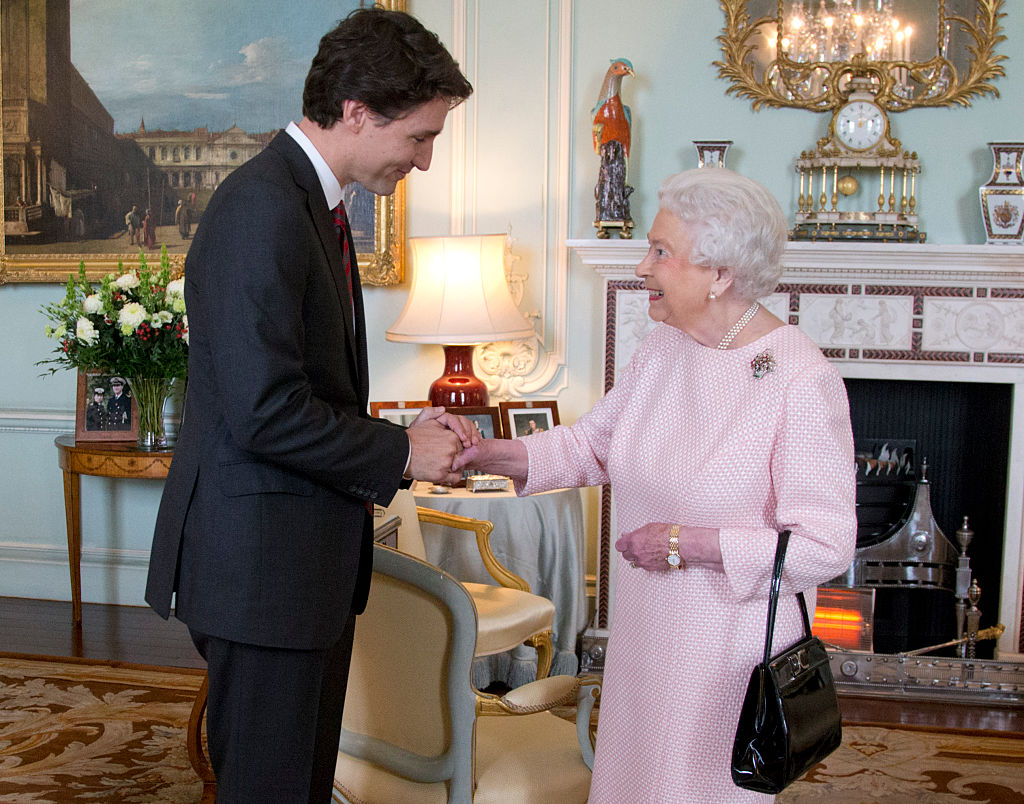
[406, 408, 468, 485]
[411, 406, 481, 449]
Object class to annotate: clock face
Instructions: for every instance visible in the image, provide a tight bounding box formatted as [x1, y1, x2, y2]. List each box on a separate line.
[835, 101, 886, 151]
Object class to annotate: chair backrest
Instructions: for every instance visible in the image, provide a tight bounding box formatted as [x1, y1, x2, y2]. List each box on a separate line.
[378, 488, 427, 559]
[337, 545, 478, 802]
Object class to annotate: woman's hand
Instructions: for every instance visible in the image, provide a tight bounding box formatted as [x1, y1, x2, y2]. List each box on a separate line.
[616, 523, 723, 572]
[452, 437, 528, 480]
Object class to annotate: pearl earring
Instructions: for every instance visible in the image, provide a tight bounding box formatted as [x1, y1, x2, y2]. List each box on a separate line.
[708, 291, 717, 300]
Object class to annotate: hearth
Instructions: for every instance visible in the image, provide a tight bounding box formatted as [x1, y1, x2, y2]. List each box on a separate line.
[841, 379, 1011, 658]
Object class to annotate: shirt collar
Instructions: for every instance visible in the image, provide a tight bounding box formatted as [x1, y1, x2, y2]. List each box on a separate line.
[285, 121, 344, 210]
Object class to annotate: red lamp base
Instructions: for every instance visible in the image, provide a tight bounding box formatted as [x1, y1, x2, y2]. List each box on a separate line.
[428, 344, 488, 407]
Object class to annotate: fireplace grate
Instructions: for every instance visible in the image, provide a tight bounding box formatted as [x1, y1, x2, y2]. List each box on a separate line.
[830, 649, 1024, 704]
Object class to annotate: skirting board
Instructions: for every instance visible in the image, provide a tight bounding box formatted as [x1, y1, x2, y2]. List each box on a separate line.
[0, 542, 151, 606]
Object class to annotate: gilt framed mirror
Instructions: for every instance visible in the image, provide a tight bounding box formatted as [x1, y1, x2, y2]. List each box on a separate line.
[715, 0, 1007, 112]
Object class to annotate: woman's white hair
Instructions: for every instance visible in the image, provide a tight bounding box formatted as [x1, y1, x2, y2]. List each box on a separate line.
[657, 168, 787, 301]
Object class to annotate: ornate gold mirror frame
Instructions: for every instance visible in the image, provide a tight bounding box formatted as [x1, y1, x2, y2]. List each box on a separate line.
[715, 0, 1007, 112]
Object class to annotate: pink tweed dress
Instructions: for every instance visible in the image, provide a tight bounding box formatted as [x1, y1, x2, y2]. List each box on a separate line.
[518, 323, 857, 803]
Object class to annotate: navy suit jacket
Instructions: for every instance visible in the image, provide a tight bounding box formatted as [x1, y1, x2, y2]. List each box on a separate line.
[145, 131, 409, 650]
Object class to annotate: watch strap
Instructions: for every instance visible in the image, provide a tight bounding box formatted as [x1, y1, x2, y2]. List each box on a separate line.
[667, 525, 682, 569]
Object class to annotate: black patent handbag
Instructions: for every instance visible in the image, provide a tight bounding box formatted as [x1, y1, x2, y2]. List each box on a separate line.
[731, 530, 843, 794]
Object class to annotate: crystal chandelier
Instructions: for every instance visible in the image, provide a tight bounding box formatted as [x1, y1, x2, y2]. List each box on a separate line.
[780, 1, 913, 65]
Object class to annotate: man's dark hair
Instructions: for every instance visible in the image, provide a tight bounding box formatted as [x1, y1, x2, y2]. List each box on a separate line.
[303, 7, 473, 126]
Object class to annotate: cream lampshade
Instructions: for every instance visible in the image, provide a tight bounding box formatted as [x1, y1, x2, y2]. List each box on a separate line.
[386, 233, 534, 407]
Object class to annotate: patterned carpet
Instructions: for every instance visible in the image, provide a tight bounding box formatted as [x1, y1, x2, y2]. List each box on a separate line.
[2, 654, 1022, 802]
[0, 655, 204, 803]
[779, 723, 1024, 803]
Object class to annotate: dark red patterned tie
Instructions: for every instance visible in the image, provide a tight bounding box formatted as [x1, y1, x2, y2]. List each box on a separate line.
[332, 202, 354, 303]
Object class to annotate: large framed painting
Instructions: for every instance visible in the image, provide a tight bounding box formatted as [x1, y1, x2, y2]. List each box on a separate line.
[0, 0, 405, 286]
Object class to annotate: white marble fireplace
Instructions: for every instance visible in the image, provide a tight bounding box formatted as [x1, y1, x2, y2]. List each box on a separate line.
[568, 239, 1024, 661]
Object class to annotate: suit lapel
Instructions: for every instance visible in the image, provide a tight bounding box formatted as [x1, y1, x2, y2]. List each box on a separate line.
[269, 134, 364, 397]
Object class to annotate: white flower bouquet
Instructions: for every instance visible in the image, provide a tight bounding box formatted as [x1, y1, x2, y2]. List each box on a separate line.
[39, 248, 188, 380]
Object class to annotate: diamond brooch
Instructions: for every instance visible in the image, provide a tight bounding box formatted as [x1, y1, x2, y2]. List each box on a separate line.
[751, 349, 775, 379]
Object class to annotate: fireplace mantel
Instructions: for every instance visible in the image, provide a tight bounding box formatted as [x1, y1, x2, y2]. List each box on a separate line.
[569, 239, 1024, 661]
[570, 240, 1024, 281]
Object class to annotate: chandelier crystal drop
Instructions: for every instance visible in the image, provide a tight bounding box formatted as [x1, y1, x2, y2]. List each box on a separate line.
[780, 1, 916, 65]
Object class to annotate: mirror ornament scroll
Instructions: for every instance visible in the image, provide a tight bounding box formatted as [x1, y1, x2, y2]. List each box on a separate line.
[715, 0, 1007, 113]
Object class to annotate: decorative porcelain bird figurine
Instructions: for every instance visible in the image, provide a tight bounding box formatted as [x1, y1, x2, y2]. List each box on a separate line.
[591, 58, 635, 159]
[592, 58, 635, 238]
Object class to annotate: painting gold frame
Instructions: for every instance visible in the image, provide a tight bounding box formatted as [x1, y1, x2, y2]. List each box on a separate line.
[0, 0, 406, 286]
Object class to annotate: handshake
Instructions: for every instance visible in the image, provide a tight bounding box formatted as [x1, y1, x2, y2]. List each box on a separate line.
[404, 406, 529, 486]
[403, 406, 481, 487]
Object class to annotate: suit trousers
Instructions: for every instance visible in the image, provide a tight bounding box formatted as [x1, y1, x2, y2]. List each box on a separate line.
[190, 615, 356, 804]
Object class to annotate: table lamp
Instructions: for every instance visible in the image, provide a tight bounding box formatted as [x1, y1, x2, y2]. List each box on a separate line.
[386, 233, 534, 407]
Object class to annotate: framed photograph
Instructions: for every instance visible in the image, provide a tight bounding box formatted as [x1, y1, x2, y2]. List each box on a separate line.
[499, 401, 560, 439]
[0, 0, 405, 286]
[74, 371, 139, 443]
[369, 400, 431, 427]
[448, 406, 503, 441]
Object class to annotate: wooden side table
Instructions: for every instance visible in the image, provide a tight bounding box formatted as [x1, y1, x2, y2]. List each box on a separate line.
[55, 434, 173, 625]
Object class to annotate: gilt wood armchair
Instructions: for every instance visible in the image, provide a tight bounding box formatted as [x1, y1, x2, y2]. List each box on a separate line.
[378, 488, 555, 682]
[332, 544, 599, 803]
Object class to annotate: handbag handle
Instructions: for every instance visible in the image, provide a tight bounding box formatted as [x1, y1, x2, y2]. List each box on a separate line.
[761, 529, 813, 667]
[755, 530, 812, 730]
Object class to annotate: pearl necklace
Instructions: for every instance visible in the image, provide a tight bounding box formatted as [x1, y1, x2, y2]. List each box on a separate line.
[716, 302, 760, 350]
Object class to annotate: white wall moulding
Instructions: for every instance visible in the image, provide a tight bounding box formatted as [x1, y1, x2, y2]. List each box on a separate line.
[452, 1, 573, 400]
[569, 239, 1024, 660]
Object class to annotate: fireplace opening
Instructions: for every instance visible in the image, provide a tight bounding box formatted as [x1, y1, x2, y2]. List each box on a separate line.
[842, 378, 1012, 658]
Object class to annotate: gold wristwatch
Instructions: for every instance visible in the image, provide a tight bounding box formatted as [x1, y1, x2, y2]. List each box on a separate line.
[666, 525, 682, 569]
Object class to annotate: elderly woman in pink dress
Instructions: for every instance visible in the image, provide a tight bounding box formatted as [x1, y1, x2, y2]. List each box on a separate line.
[454, 167, 856, 802]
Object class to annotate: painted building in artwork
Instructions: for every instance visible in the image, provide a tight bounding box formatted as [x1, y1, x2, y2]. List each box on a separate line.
[1, 0, 151, 238]
[118, 122, 278, 197]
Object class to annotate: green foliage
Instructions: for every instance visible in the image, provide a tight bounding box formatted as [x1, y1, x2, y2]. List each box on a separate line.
[38, 247, 188, 380]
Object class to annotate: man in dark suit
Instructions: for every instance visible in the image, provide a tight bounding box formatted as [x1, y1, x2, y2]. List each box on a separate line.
[145, 9, 474, 802]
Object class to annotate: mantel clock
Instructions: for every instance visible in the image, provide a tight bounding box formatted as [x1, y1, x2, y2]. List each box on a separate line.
[793, 76, 924, 242]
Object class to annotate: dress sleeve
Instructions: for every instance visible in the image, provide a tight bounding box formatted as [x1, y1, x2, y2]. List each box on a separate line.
[516, 338, 648, 496]
[720, 360, 857, 599]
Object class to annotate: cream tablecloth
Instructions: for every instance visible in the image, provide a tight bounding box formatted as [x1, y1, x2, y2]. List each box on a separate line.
[413, 481, 587, 688]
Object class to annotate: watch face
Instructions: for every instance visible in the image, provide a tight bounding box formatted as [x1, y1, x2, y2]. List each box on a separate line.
[835, 101, 885, 151]
[667, 554, 682, 567]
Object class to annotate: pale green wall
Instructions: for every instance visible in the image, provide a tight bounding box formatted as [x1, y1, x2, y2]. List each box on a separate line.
[2, 1, 1021, 606]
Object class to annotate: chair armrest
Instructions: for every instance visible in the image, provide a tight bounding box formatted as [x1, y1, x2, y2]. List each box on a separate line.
[475, 674, 601, 770]
[576, 675, 601, 769]
[476, 674, 580, 716]
[416, 505, 531, 592]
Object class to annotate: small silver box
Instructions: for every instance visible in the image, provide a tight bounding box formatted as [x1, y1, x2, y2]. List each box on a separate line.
[465, 474, 510, 492]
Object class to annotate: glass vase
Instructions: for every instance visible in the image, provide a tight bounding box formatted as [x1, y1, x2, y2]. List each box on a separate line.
[126, 377, 175, 451]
